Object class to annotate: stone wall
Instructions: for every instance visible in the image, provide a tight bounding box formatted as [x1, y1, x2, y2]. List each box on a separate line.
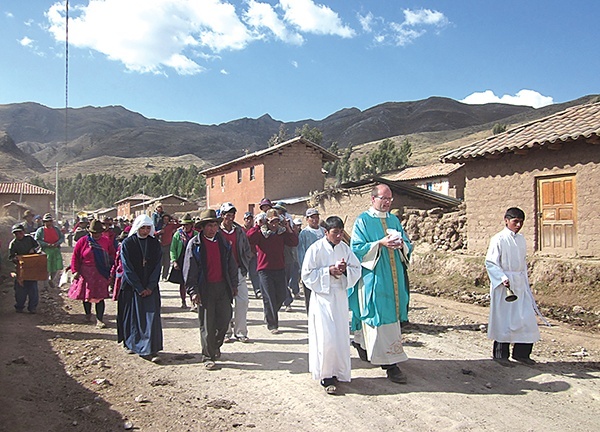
[402, 204, 467, 251]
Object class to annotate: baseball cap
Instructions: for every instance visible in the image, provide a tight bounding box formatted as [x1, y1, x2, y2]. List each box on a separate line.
[220, 202, 236, 213]
[305, 208, 319, 217]
[293, 218, 302, 226]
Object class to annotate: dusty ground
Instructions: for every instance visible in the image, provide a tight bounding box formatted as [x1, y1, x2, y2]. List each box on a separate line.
[1, 249, 599, 432]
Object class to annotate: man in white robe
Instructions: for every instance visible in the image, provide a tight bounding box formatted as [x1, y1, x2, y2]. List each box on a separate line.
[302, 216, 361, 394]
[485, 207, 543, 366]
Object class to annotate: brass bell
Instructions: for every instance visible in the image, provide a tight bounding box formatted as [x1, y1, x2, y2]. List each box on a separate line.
[505, 286, 518, 302]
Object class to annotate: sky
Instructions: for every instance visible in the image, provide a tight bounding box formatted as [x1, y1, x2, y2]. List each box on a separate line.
[1, 0, 599, 126]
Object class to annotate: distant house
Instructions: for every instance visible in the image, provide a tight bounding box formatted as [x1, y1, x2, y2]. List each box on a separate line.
[381, 163, 465, 199]
[115, 194, 152, 220]
[441, 101, 600, 257]
[312, 177, 461, 230]
[0, 182, 55, 219]
[91, 207, 118, 221]
[201, 136, 338, 215]
[130, 194, 197, 218]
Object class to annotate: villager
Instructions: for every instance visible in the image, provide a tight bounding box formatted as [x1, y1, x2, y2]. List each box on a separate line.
[246, 208, 299, 334]
[73, 217, 90, 243]
[111, 226, 131, 347]
[119, 215, 163, 363]
[157, 214, 178, 280]
[169, 213, 198, 309]
[298, 208, 327, 312]
[8, 224, 41, 313]
[242, 211, 261, 299]
[183, 209, 238, 370]
[281, 217, 302, 312]
[34, 213, 64, 288]
[258, 198, 273, 213]
[349, 184, 413, 384]
[219, 202, 252, 343]
[102, 217, 122, 249]
[152, 203, 165, 230]
[485, 207, 548, 366]
[68, 220, 115, 328]
[22, 210, 37, 234]
[302, 216, 361, 395]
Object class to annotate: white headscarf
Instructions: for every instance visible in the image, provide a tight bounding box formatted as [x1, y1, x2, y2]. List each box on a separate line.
[128, 214, 156, 238]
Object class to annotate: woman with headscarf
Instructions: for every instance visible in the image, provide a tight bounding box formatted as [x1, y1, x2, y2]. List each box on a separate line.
[118, 214, 163, 363]
[34, 213, 64, 288]
[68, 220, 115, 328]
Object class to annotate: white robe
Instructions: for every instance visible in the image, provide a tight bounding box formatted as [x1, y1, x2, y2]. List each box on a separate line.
[302, 238, 361, 382]
[485, 227, 540, 343]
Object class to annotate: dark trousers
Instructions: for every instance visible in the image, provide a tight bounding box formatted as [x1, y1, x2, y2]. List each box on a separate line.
[84, 300, 106, 321]
[14, 280, 39, 312]
[283, 261, 300, 306]
[248, 256, 261, 296]
[258, 269, 287, 330]
[493, 341, 534, 359]
[303, 284, 312, 314]
[198, 281, 232, 361]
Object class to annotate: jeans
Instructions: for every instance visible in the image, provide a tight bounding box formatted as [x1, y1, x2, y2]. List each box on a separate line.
[258, 269, 287, 330]
[247, 255, 261, 296]
[14, 280, 39, 312]
[283, 261, 300, 306]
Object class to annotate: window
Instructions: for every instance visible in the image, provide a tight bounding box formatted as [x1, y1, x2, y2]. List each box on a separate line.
[210, 178, 214, 188]
[250, 166, 255, 180]
[237, 169, 242, 183]
[220, 175, 225, 187]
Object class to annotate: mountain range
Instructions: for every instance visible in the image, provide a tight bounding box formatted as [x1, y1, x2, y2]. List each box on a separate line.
[0, 94, 597, 182]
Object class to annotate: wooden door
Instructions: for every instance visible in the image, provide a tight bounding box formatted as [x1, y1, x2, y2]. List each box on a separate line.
[537, 175, 576, 252]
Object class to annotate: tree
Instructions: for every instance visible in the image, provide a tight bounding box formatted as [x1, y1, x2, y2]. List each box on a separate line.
[492, 123, 507, 135]
[267, 124, 289, 147]
[295, 124, 323, 145]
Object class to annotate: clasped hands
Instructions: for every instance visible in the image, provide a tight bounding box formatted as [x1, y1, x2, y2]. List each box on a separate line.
[329, 259, 347, 279]
[380, 234, 404, 250]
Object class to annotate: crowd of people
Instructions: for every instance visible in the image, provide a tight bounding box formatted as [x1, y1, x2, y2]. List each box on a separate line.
[6, 190, 545, 395]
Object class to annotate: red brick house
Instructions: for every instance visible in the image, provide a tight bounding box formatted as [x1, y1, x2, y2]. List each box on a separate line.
[441, 101, 600, 257]
[381, 162, 465, 199]
[0, 182, 55, 218]
[201, 136, 338, 214]
[115, 194, 152, 219]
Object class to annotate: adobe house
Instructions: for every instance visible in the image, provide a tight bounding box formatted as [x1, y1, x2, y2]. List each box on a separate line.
[201, 136, 338, 214]
[380, 162, 465, 199]
[132, 194, 197, 218]
[0, 182, 55, 219]
[441, 101, 600, 257]
[312, 177, 461, 230]
[115, 194, 153, 219]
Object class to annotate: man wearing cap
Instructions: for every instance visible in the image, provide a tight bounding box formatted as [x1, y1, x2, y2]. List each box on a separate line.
[22, 210, 37, 234]
[242, 211, 261, 298]
[169, 213, 199, 309]
[298, 208, 327, 311]
[219, 202, 253, 343]
[246, 208, 299, 334]
[8, 224, 41, 313]
[34, 213, 64, 288]
[183, 209, 238, 370]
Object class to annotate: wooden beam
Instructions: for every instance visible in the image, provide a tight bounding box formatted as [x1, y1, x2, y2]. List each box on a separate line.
[547, 143, 563, 151]
[513, 149, 529, 155]
[484, 153, 501, 160]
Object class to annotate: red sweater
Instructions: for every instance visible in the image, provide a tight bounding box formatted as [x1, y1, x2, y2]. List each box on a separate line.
[246, 225, 298, 271]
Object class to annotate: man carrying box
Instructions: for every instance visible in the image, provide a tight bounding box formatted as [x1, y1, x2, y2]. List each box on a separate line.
[8, 224, 41, 313]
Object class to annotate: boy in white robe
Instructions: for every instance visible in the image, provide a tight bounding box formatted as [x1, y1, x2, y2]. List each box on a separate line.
[302, 216, 361, 394]
[485, 207, 542, 366]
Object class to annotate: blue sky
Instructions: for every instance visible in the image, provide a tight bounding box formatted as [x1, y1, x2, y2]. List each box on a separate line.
[1, 0, 599, 125]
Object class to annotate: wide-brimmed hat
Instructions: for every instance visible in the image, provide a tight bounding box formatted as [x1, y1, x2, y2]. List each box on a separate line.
[23, 210, 33, 217]
[180, 213, 193, 224]
[88, 220, 105, 233]
[259, 198, 272, 209]
[305, 208, 319, 217]
[12, 223, 25, 233]
[42, 213, 53, 222]
[197, 209, 219, 226]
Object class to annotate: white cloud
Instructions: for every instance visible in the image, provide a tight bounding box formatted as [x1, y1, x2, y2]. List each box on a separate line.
[461, 89, 554, 108]
[244, 0, 303, 45]
[388, 8, 449, 46]
[5, 11, 14, 18]
[403, 9, 448, 27]
[19, 36, 34, 47]
[291, 60, 298, 68]
[45, 0, 254, 75]
[357, 11, 374, 33]
[220, 69, 229, 75]
[280, 0, 355, 38]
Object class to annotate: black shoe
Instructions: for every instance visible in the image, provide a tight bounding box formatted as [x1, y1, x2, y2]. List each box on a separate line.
[386, 366, 407, 384]
[512, 357, 536, 365]
[351, 341, 368, 362]
[493, 358, 515, 367]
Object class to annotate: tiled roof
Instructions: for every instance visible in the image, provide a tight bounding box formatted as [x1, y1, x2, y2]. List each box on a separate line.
[381, 163, 463, 182]
[0, 182, 55, 195]
[200, 136, 338, 176]
[441, 101, 600, 162]
[114, 194, 153, 204]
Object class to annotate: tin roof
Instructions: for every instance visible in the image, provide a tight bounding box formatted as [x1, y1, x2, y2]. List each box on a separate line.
[200, 136, 338, 176]
[0, 182, 55, 195]
[441, 101, 600, 162]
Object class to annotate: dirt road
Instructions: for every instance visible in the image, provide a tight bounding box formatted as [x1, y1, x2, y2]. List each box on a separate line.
[1, 274, 599, 432]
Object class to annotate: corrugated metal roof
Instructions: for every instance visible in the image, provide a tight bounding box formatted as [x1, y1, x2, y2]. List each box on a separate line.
[441, 101, 600, 162]
[381, 163, 464, 182]
[0, 182, 55, 195]
[200, 136, 338, 176]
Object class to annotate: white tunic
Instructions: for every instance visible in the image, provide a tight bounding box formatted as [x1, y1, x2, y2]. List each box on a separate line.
[485, 227, 540, 343]
[302, 238, 361, 382]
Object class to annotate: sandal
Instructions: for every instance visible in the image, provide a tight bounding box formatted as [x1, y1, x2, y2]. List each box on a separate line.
[325, 385, 337, 395]
[204, 360, 217, 370]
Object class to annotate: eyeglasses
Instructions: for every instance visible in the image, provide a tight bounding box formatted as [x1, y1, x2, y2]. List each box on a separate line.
[374, 196, 394, 202]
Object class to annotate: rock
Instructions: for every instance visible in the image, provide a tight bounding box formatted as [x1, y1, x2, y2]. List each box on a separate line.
[572, 306, 584, 314]
[484, 382, 492, 389]
[135, 395, 149, 403]
[124, 421, 134, 430]
[10, 356, 27, 365]
[479, 324, 487, 332]
[80, 405, 92, 414]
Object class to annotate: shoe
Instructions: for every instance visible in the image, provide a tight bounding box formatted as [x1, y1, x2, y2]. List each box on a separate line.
[386, 366, 407, 384]
[512, 357, 536, 365]
[15, 308, 24, 313]
[124, 346, 135, 355]
[96, 320, 106, 329]
[293, 293, 302, 300]
[284, 305, 292, 312]
[224, 336, 236, 343]
[237, 336, 249, 343]
[150, 355, 161, 364]
[269, 328, 280, 334]
[28, 309, 37, 314]
[204, 360, 217, 370]
[321, 378, 337, 395]
[351, 341, 369, 362]
[190, 305, 198, 313]
[493, 358, 515, 367]
[181, 301, 188, 309]
[255, 292, 262, 299]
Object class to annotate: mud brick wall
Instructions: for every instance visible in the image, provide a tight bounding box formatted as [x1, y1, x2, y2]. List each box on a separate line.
[403, 204, 467, 251]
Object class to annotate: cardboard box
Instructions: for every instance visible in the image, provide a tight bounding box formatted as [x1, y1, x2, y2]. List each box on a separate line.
[16, 254, 48, 282]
